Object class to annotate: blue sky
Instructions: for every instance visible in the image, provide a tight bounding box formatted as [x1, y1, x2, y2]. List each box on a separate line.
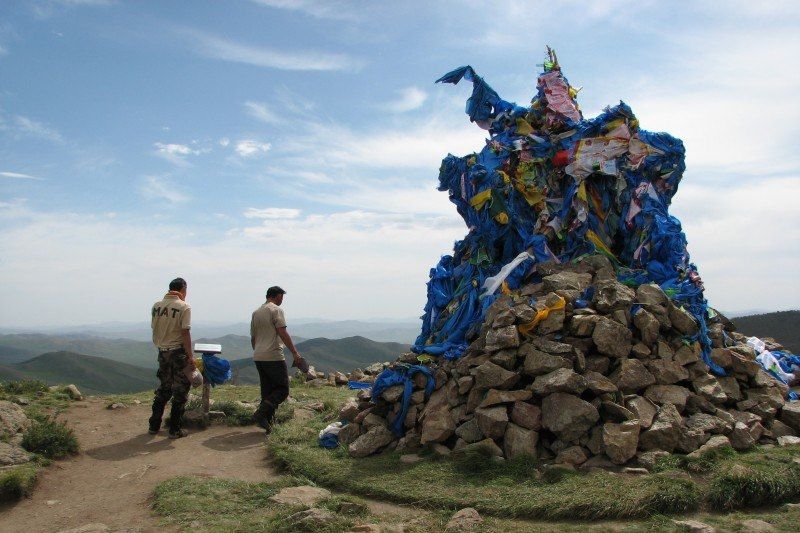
[1, 0, 798, 327]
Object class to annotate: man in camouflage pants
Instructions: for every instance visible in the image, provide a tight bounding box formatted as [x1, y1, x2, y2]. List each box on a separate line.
[149, 277, 195, 438]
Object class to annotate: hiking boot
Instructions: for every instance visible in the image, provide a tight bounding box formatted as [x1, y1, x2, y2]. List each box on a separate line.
[148, 428, 159, 435]
[168, 429, 188, 439]
[253, 414, 271, 432]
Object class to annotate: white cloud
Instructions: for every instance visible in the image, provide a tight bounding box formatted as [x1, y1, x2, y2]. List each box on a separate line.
[13, 115, 64, 143]
[0, 171, 42, 180]
[180, 27, 364, 72]
[153, 142, 208, 166]
[219, 137, 230, 147]
[243, 207, 301, 219]
[385, 87, 428, 113]
[0, 44, 7, 56]
[244, 101, 281, 124]
[139, 175, 188, 204]
[247, 0, 362, 20]
[235, 139, 271, 158]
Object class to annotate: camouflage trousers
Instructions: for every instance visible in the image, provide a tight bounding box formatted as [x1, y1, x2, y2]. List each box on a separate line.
[149, 348, 191, 433]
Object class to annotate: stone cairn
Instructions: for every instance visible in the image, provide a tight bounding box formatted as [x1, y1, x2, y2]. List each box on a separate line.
[337, 255, 800, 467]
[296, 362, 389, 388]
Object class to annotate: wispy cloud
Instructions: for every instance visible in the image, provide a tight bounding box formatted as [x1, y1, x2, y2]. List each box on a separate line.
[139, 175, 188, 204]
[0, 44, 7, 56]
[247, 0, 362, 20]
[244, 101, 282, 124]
[234, 139, 271, 158]
[13, 115, 64, 143]
[179, 27, 363, 72]
[243, 207, 301, 219]
[385, 87, 427, 113]
[153, 142, 208, 166]
[1, 171, 43, 180]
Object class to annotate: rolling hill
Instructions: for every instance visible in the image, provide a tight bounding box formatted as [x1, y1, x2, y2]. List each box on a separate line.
[0, 351, 156, 395]
[732, 310, 799, 354]
[229, 336, 409, 385]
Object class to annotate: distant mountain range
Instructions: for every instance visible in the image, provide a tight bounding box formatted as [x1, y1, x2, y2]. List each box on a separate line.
[732, 310, 799, 354]
[0, 351, 156, 395]
[0, 318, 421, 344]
[0, 310, 796, 395]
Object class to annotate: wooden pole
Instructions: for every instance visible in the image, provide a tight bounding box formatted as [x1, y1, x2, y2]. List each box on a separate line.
[202, 382, 211, 426]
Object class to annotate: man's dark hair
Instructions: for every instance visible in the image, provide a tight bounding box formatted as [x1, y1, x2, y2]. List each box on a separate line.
[266, 286, 286, 299]
[169, 277, 187, 291]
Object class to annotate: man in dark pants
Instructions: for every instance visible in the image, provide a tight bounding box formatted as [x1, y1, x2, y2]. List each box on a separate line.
[250, 286, 303, 432]
[149, 277, 195, 439]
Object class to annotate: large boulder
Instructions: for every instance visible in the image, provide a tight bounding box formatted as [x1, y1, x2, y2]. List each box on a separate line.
[541, 393, 599, 441]
[0, 401, 31, 438]
[485, 325, 520, 351]
[647, 360, 689, 385]
[779, 402, 800, 432]
[644, 385, 691, 411]
[420, 407, 455, 444]
[510, 401, 541, 430]
[348, 425, 395, 457]
[639, 404, 683, 452]
[473, 362, 519, 390]
[633, 309, 660, 346]
[522, 348, 570, 376]
[0, 441, 34, 467]
[592, 279, 635, 313]
[668, 303, 698, 335]
[455, 418, 484, 443]
[530, 368, 587, 395]
[503, 423, 539, 460]
[475, 406, 508, 439]
[613, 359, 656, 392]
[542, 271, 592, 293]
[602, 421, 640, 465]
[592, 317, 632, 358]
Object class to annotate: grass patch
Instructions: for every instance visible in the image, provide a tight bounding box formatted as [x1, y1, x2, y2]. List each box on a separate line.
[213, 400, 255, 426]
[21, 414, 79, 459]
[0, 379, 49, 396]
[0, 464, 38, 501]
[706, 445, 800, 511]
[152, 476, 367, 532]
[264, 383, 800, 520]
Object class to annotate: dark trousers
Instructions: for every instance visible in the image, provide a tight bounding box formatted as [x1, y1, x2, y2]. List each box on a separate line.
[254, 360, 289, 425]
[150, 348, 191, 433]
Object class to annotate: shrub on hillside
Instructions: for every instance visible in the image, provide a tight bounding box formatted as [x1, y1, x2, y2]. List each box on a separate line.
[21, 415, 79, 459]
[0, 464, 38, 501]
[1, 379, 49, 396]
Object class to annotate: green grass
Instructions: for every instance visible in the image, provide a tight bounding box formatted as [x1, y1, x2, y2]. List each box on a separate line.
[0, 463, 38, 501]
[151, 476, 369, 532]
[0, 379, 49, 396]
[262, 383, 800, 520]
[21, 414, 79, 459]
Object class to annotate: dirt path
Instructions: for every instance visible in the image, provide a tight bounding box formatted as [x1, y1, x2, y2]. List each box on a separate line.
[0, 398, 278, 533]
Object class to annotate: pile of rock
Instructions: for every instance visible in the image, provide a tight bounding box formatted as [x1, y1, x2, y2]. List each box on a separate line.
[0, 400, 34, 468]
[298, 362, 390, 388]
[337, 255, 800, 467]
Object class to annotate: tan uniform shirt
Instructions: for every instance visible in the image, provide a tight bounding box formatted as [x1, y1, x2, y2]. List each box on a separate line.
[251, 302, 287, 361]
[151, 294, 191, 349]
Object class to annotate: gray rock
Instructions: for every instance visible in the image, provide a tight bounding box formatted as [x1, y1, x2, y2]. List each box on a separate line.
[674, 344, 701, 366]
[529, 337, 574, 355]
[729, 422, 755, 451]
[613, 358, 656, 392]
[522, 348, 570, 376]
[769, 419, 797, 438]
[593, 279, 635, 313]
[555, 446, 588, 466]
[644, 384, 691, 411]
[603, 421, 640, 465]
[685, 413, 730, 435]
[445, 507, 483, 531]
[740, 519, 775, 532]
[676, 427, 711, 454]
[717, 377, 742, 402]
[362, 413, 387, 430]
[779, 401, 800, 432]
[338, 422, 362, 446]
[633, 309, 660, 346]
[510, 401, 541, 430]
[457, 376, 474, 395]
[455, 418, 484, 443]
[541, 393, 599, 441]
[64, 384, 83, 400]
[668, 303, 699, 335]
[490, 349, 517, 369]
[585, 356, 611, 374]
[338, 400, 360, 422]
[485, 325, 520, 351]
[777, 435, 800, 446]
[0, 400, 31, 438]
[639, 403, 683, 452]
[461, 438, 503, 457]
[592, 317, 633, 358]
[399, 453, 423, 464]
[626, 396, 658, 429]
[570, 315, 600, 337]
[478, 389, 531, 409]
[475, 406, 508, 439]
[600, 401, 636, 423]
[672, 519, 715, 533]
[473, 361, 519, 391]
[269, 485, 332, 507]
[542, 271, 592, 292]
[492, 308, 517, 328]
[381, 385, 405, 403]
[0, 441, 33, 466]
[637, 450, 670, 471]
[286, 508, 335, 528]
[530, 368, 587, 395]
[693, 375, 727, 404]
[636, 283, 668, 308]
[687, 435, 731, 458]
[503, 423, 539, 460]
[348, 425, 395, 457]
[647, 360, 689, 385]
[420, 407, 455, 444]
[583, 371, 618, 394]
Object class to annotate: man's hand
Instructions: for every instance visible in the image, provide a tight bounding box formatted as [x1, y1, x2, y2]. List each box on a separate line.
[292, 351, 302, 364]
